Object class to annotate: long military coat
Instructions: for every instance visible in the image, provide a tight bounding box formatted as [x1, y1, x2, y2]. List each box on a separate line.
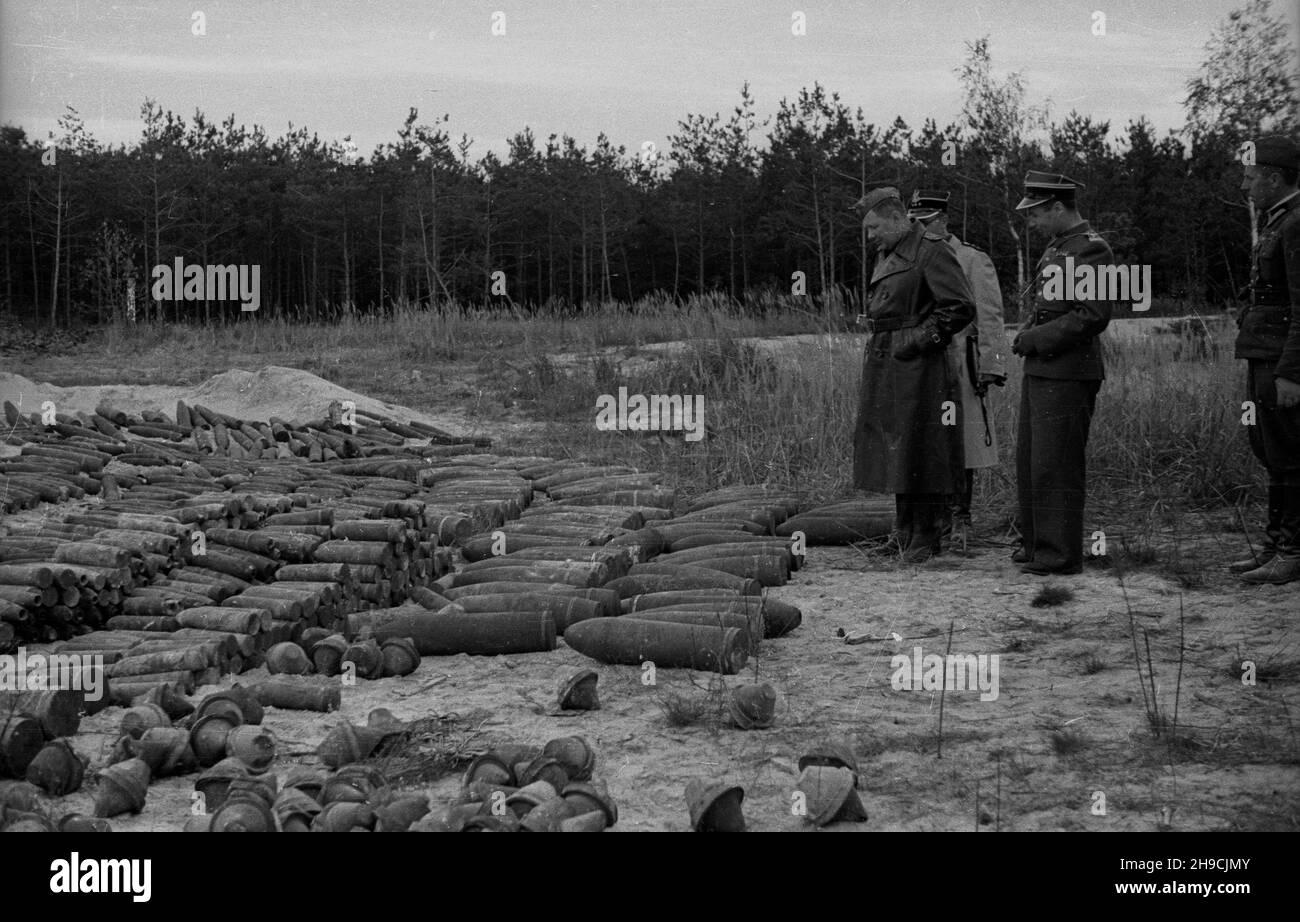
[853, 221, 977, 494]
[945, 234, 1009, 469]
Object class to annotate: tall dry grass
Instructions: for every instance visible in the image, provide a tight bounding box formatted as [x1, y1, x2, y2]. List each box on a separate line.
[512, 314, 1258, 524]
[15, 297, 1259, 539]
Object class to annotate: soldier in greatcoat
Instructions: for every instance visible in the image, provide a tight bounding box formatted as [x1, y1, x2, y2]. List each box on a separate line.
[853, 187, 976, 561]
[906, 190, 1010, 548]
[1231, 134, 1300, 585]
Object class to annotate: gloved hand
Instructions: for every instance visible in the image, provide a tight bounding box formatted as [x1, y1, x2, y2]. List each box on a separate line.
[1277, 376, 1300, 409]
[1011, 333, 1035, 357]
[891, 324, 941, 361]
[975, 372, 1005, 397]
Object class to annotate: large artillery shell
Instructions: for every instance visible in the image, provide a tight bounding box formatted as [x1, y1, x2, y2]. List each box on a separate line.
[795, 766, 868, 826]
[0, 689, 84, 739]
[25, 738, 87, 795]
[374, 794, 431, 832]
[541, 736, 595, 781]
[316, 722, 387, 770]
[605, 572, 761, 598]
[313, 540, 394, 568]
[127, 727, 197, 777]
[616, 609, 756, 652]
[557, 669, 600, 710]
[729, 683, 777, 730]
[225, 725, 277, 774]
[631, 557, 787, 586]
[445, 561, 608, 589]
[93, 758, 151, 818]
[0, 716, 46, 778]
[442, 593, 602, 633]
[774, 503, 894, 544]
[349, 606, 556, 656]
[265, 642, 312, 675]
[110, 647, 208, 677]
[667, 538, 803, 570]
[175, 606, 269, 635]
[311, 634, 348, 676]
[561, 780, 618, 828]
[190, 712, 241, 768]
[618, 593, 802, 638]
[251, 678, 340, 712]
[685, 779, 745, 832]
[194, 758, 250, 814]
[274, 562, 351, 582]
[379, 637, 420, 677]
[119, 702, 172, 739]
[407, 586, 453, 610]
[196, 686, 264, 725]
[442, 582, 620, 617]
[341, 639, 384, 679]
[563, 619, 747, 674]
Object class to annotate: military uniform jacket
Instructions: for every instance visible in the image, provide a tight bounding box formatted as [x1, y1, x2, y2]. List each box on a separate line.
[1235, 192, 1300, 382]
[944, 234, 1008, 468]
[853, 221, 976, 495]
[1016, 220, 1114, 380]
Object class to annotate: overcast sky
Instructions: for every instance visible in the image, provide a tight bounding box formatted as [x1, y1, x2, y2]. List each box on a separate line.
[1, 0, 1295, 159]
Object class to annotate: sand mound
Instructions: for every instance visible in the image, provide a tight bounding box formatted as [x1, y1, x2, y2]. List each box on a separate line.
[0, 365, 476, 436]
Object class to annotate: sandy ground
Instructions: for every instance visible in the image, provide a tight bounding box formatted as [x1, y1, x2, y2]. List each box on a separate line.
[45, 532, 1297, 833]
[6, 352, 1296, 832]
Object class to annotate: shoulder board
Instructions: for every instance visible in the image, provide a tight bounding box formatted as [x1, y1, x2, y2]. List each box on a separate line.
[957, 239, 987, 254]
[1058, 230, 1107, 248]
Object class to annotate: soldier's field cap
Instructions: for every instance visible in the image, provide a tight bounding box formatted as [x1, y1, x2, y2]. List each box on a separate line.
[1253, 135, 1300, 171]
[907, 190, 950, 219]
[855, 186, 903, 214]
[1015, 171, 1084, 211]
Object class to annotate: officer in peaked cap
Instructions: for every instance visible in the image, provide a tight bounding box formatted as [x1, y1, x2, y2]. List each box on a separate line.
[852, 186, 976, 561]
[1232, 134, 1300, 584]
[907, 190, 1010, 549]
[1010, 171, 1116, 575]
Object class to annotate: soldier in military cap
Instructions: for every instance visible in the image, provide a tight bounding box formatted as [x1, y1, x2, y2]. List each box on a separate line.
[907, 190, 1010, 548]
[853, 187, 976, 561]
[1232, 134, 1300, 584]
[1011, 171, 1115, 575]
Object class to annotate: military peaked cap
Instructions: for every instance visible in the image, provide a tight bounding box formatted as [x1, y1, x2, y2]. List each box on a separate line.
[1015, 171, 1084, 211]
[1253, 135, 1300, 172]
[907, 190, 950, 219]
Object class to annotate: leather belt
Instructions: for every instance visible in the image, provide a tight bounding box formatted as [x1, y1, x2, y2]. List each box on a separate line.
[861, 315, 923, 334]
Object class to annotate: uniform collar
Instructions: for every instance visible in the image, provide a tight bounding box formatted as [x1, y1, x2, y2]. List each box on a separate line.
[1049, 220, 1092, 246]
[871, 221, 926, 283]
[1265, 191, 1299, 227]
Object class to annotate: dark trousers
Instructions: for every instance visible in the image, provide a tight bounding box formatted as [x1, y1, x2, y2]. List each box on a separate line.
[896, 493, 945, 553]
[1016, 375, 1101, 570]
[1247, 361, 1300, 553]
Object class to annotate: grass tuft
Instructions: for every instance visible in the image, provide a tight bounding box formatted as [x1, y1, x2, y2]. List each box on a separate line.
[1031, 584, 1075, 608]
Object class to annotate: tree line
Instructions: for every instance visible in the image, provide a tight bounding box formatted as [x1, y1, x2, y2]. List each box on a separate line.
[0, 1, 1295, 326]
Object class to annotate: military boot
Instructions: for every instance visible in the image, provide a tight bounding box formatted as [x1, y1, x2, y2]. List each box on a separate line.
[1228, 549, 1274, 573]
[1239, 552, 1300, 585]
[1231, 484, 1286, 573]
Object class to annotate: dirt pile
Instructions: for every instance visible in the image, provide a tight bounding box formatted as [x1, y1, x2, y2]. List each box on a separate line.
[0, 366, 476, 438]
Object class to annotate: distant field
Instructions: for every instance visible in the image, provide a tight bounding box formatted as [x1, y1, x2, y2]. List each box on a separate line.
[9, 302, 1259, 534]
